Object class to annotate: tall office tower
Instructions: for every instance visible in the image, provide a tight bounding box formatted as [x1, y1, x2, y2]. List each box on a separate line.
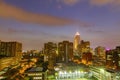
[95, 46, 106, 59]
[44, 42, 57, 70]
[77, 40, 90, 56]
[0, 41, 22, 57]
[58, 41, 73, 63]
[74, 32, 80, 50]
[44, 42, 57, 55]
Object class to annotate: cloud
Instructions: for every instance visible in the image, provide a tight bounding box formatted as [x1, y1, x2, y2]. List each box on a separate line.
[113, 0, 120, 6]
[87, 29, 104, 34]
[7, 28, 34, 34]
[62, 0, 80, 5]
[90, 0, 120, 6]
[90, 0, 113, 6]
[58, 0, 120, 6]
[0, 26, 33, 34]
[0, 1, 93, 27]
[0, 1, 81, 26]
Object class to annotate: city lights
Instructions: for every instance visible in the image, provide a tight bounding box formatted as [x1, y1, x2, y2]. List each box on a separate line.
[0, 0, 120, 80]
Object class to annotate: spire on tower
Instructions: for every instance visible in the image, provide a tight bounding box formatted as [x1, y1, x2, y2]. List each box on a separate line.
[75, 32, 80, 35]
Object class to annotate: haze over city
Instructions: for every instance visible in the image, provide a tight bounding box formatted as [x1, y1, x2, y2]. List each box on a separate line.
[0, 0, 120, 50]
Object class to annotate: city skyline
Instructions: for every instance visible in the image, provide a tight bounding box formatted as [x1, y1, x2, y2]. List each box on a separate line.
[0, 0, 120, 50]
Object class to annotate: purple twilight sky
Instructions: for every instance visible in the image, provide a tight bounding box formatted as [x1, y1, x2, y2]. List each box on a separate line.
[0, 0, 120, 50]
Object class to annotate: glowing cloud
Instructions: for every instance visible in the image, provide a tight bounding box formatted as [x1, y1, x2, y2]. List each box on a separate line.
[90, 0, 120, 6]
[0, 1, 78, 26]
[58, 0, 120, 6]
[90, 0, 113, 6]
[0, 1, 93, 27]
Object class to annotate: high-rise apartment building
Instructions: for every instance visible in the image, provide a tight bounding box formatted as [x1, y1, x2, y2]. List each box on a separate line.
[106, 46, 120, 70]
[44, 42, 57, 70]
[77, 40, 90, 56]
[90, 47, 106, 66]
[95, 46, 106, 59]
[0, 41, 22, 57]
[58, 41, 73, 63]
[74, 32, 80, 51]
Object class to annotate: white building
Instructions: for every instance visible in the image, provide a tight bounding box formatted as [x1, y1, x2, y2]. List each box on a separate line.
[74, 32, 80, 51]
[89, 66, 117, 80]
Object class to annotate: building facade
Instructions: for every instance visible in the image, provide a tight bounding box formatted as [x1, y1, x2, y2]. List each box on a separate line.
[25, 67, 47, 80]
[0, 41, 22, 58]
[82, 52, 92, 65]
[106, 46, 120, 70]
[95, 46, 106, 59]
[77, 40, 90, 57]
[90, 66, 117, 80]
[74, 32, 80, 51]
[44, 42, 57, 70]
[0, 57, 16, 70]
[58, 41, 73, 63]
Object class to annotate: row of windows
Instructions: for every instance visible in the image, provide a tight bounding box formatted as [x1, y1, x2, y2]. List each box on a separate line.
[33, 77, 42, 80]
[28, 73, 42, 76]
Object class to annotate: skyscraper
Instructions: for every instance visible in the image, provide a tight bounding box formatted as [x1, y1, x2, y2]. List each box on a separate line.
[0, 41, 22, 57]
[74, 32, 80, 50]
[58, 41, 73, 63]
[44, 42, 57, 70]
[77, 40, 90, 55]
[95, 46, 106, 59]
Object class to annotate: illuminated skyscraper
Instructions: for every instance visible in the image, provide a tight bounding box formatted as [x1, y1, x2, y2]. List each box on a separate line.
[58, 41, 73, 63]
[44, 42, 57, 70]
[95, 46, 106, 59]
[74, 32, 80, 50]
